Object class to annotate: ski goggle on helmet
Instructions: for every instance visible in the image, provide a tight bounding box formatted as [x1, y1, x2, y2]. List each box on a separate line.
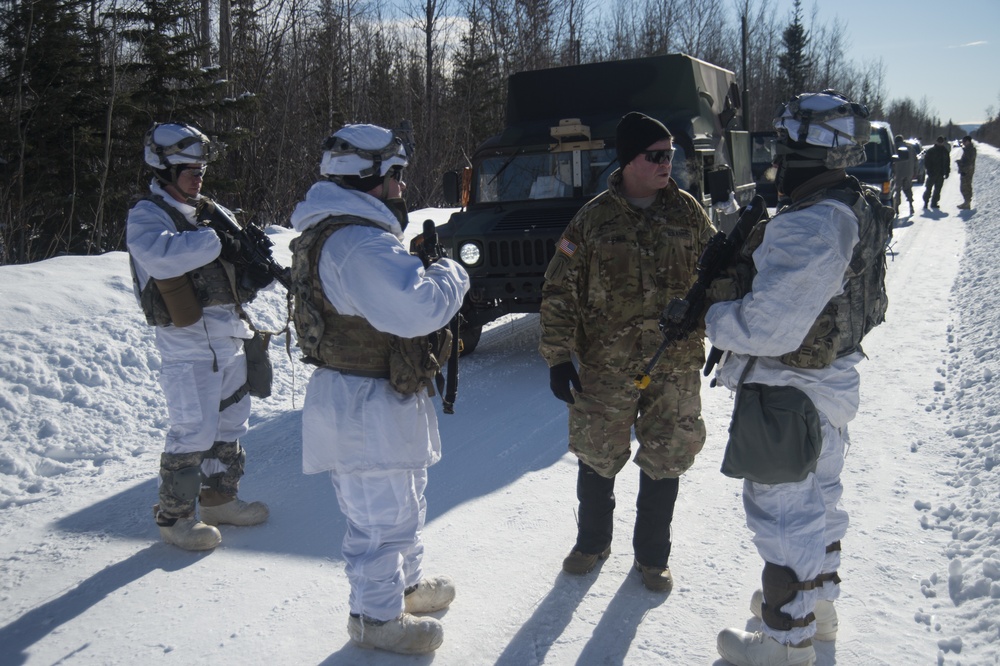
[773, 90, 871, 169]
[319, 124, 408, 179]
[143, 123, 219, 169]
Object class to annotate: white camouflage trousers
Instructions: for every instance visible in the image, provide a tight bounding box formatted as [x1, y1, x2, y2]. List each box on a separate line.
[159, 351, 250, 478]
[743, 412, 849, 645]
[330, 468, 428, 621]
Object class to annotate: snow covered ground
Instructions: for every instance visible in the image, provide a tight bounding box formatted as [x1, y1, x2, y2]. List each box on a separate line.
[1, 144, 998, 665]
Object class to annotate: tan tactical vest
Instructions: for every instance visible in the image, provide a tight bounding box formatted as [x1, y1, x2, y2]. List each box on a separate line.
[132, 196, 253, 327]
[738, 178, 891, 369]
[290, 216, 452, 395]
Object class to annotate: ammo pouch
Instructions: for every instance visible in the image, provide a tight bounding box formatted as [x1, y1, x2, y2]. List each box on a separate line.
[139, 274, 203, 327]
[388, 328, 453, 396]
[721, 360, 822, 484]
[244, 330, 273, 399]
[153, 275, 203, 327]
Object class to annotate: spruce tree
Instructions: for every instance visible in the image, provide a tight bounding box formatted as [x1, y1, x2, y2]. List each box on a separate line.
[777, 0, 812, 103]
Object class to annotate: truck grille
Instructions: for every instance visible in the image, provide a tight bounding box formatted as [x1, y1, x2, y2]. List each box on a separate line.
[487, 238, 557, 269]
[486, 208, 578, 273]
[487, 207, 576, 270]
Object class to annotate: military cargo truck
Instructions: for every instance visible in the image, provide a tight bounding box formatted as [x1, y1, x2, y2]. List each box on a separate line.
[438, 54, 756, 353]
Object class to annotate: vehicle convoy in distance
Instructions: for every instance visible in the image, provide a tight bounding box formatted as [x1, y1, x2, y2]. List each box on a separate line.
[437, 53, 757, 353]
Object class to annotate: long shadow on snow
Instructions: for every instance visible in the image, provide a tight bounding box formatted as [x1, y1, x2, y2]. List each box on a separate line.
[54, 315, 569, 557]
[423, 315, 569, 522]
[0, 545, 207, 666]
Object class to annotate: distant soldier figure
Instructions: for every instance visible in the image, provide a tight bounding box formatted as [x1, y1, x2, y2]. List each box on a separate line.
[922, 136, 951, 209]
[893, 134, 914, 216]
[539, 112, 715, 593]
[957, 135, 977, 209]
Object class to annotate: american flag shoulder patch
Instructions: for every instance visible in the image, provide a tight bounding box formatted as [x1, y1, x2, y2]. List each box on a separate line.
[557, 237, 577, 257]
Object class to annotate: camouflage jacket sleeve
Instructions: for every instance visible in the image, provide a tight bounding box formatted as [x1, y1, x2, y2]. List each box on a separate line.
[538, 202, 593, 367]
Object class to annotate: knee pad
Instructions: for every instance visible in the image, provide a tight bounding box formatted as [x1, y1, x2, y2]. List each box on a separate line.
[160, 465, 203, 502]
[761, 562, 816, 632]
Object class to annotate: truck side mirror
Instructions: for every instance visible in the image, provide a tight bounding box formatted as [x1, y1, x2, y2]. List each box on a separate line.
[706, 166, 735, 205]
[442, 171, 461, 206]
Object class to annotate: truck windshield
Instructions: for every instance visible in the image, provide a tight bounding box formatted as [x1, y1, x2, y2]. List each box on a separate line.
[476, 148, 617, 203]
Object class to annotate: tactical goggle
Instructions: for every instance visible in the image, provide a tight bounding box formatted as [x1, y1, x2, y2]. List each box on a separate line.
[152, 135, 218, 163]
[643, 148, 674, 164]
[177, 164, 207, 177]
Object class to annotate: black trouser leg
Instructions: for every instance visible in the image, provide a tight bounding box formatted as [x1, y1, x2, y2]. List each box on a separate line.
[574, 460, 615, 554]
[632, 471, 679, 568]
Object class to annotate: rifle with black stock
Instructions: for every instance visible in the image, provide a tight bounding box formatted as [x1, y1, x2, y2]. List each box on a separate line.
[197, 199, 292, 291]
[633, 194, 769, 389]
[412, 218, 462, 414]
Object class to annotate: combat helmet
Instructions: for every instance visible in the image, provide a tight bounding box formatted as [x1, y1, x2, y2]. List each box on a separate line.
[773, 90, 871, 169]
[320, 124, 408, 195]
[143, 123, 218, 185]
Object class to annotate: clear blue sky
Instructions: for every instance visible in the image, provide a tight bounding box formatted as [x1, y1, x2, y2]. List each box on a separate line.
[775, 0, 999, 126]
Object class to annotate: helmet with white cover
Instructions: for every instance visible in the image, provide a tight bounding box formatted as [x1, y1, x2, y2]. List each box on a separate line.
[143, 123, 216, 169]
[320, 124, 408, 182]
[773, 90, 871, 169]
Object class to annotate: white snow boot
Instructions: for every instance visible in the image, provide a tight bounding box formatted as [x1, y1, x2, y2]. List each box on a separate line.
[347, 613, 443, 654]
[158, 513, 222, 551]
[404, 575, 456, 614]
[750, 589, 838, 641]
[717, 628, 815, 666]
[199, 489, 269, 526]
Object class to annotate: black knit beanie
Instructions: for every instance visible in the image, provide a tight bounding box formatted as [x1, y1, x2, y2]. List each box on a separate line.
[616, 112, 672, 167]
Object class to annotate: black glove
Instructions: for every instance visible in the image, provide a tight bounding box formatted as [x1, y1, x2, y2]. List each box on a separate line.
[241, 263, 274, 292]
[214, 229, 243, 263]
[549, 361, 582, 404]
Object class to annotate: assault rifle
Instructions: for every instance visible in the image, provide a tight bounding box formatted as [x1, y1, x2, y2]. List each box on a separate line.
[412, 219, 461, 414]
[197, 199, 292, 291]
[633, 195, 769, 389]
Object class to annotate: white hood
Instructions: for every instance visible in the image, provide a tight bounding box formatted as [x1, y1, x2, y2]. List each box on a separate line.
[290, 180, 402, 239]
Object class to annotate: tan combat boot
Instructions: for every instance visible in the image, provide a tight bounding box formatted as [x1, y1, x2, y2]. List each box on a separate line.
[155, 505, 221, 551]
[562, 545, 611, 575]
[634, 559, 674, 592]
[199, 488, 269, 526]
[347, 613, 443, 654]
[404, 575, 456, 614]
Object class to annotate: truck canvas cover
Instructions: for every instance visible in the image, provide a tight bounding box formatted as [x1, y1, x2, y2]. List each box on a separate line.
[502, 54, 737, 145]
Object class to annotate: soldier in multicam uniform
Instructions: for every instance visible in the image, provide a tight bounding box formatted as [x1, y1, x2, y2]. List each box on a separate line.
[957, 135, 976, 209]
[539, 111, 715, 593]
[922, 135, 951, 209]
[892, 134, 914, 217]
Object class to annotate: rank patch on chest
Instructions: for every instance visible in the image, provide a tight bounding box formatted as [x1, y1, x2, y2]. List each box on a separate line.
[557, 237, 578, 257]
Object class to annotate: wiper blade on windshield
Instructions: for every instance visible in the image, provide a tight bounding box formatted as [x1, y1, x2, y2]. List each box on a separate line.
[487, 148, 524, 187]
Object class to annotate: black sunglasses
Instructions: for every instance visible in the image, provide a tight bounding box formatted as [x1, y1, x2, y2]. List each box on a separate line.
[178, 164, 207, 177]
[643, 148, 674, 164]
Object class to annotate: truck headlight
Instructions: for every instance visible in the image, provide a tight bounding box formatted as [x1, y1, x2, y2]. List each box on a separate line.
[459, 241, 482, 266]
